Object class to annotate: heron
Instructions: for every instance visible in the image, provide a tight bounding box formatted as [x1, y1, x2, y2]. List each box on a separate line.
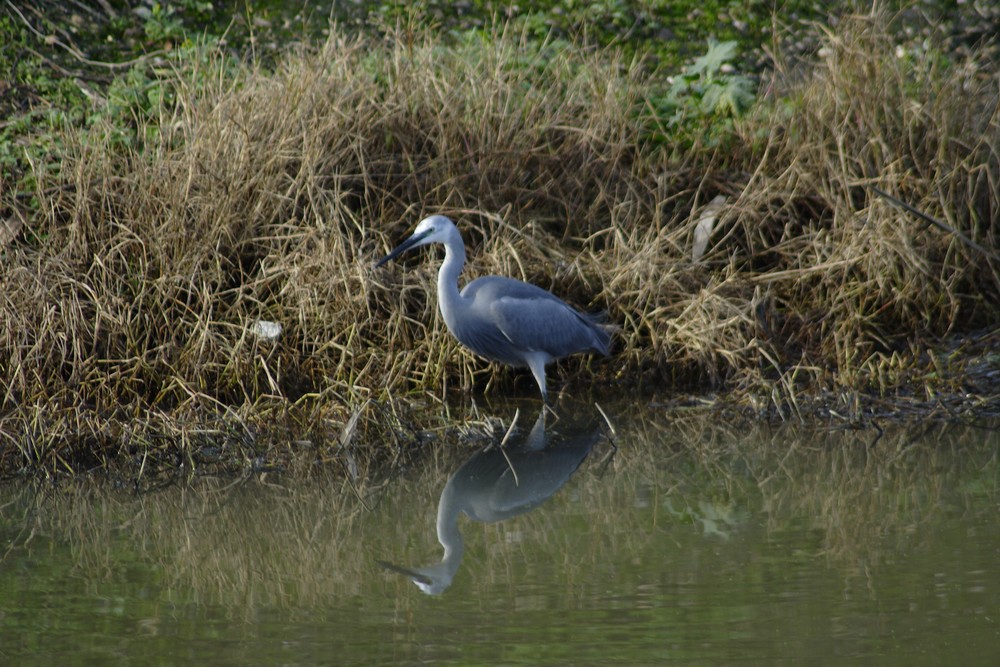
[375, 215, 611, 401]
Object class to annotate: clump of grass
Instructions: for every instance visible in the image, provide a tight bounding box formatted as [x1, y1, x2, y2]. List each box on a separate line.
[603, 10, 1000, 405]
[732, 11, 1000, 393]
[1, 10, 998, 478]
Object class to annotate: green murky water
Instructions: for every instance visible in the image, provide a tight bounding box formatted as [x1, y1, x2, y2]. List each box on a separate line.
[2, 403, 999, 665]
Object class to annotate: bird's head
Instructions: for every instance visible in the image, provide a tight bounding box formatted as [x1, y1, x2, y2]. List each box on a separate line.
[375, 215, 456, 268]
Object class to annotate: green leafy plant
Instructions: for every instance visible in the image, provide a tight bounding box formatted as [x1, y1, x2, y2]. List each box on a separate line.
[142, 2, 185, 43]
[644, 39, 755, 150]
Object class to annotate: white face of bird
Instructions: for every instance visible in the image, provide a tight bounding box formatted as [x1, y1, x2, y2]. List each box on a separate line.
[375, 215, 455, 267]
[410, 215, 453, 246]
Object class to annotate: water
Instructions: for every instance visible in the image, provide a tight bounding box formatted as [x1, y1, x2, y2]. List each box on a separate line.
[2, 404, 999, 665]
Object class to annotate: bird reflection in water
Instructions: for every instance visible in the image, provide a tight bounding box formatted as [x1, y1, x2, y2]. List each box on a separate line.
[378, 408, 606, 595]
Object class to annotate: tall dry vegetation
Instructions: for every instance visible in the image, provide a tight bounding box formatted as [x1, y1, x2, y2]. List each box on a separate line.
[1, 26, 659, 470]
[1, 13, 998, 472]
[725, 18, 1000, 397]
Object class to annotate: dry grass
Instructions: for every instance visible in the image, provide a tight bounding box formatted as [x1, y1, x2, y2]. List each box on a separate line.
[736, 15, 1000, 383]
[1, 12, 999, 477]
[606, 10, 1000, 398]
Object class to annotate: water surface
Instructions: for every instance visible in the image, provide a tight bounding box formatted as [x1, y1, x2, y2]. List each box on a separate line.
[2, 403, 999, 664]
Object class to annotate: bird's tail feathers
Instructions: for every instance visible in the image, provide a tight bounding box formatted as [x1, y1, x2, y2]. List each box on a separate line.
[581, 310, 616, 355]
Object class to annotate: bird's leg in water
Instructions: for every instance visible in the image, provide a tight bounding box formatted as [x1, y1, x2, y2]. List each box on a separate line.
[593, 401, 619, 477]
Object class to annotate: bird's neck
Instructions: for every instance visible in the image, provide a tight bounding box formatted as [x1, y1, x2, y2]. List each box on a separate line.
[437, 237, 467, 327]
[436, 481, 465, 562]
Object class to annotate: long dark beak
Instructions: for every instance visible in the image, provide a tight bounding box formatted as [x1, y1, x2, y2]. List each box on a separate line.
[375, 560, 432, 586]
[374, 230, 431, 268]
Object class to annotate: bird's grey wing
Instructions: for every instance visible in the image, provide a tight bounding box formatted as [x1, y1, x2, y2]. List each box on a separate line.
[461, 275, 560, 303]
[489, 293, 603, 359]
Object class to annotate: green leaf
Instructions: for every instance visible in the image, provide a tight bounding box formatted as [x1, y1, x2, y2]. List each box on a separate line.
[689, 39, 738, 78]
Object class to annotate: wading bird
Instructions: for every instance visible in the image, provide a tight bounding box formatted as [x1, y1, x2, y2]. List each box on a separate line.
[375, 215, 610, 401]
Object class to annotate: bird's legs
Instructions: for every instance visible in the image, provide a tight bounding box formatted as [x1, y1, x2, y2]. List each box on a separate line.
[524, 352, 550, 403]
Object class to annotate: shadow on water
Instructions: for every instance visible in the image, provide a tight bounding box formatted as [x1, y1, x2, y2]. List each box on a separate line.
[376, 406, 608, 594]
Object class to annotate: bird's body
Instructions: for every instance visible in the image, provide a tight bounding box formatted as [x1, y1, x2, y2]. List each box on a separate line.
[375, 215, 609, 400]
